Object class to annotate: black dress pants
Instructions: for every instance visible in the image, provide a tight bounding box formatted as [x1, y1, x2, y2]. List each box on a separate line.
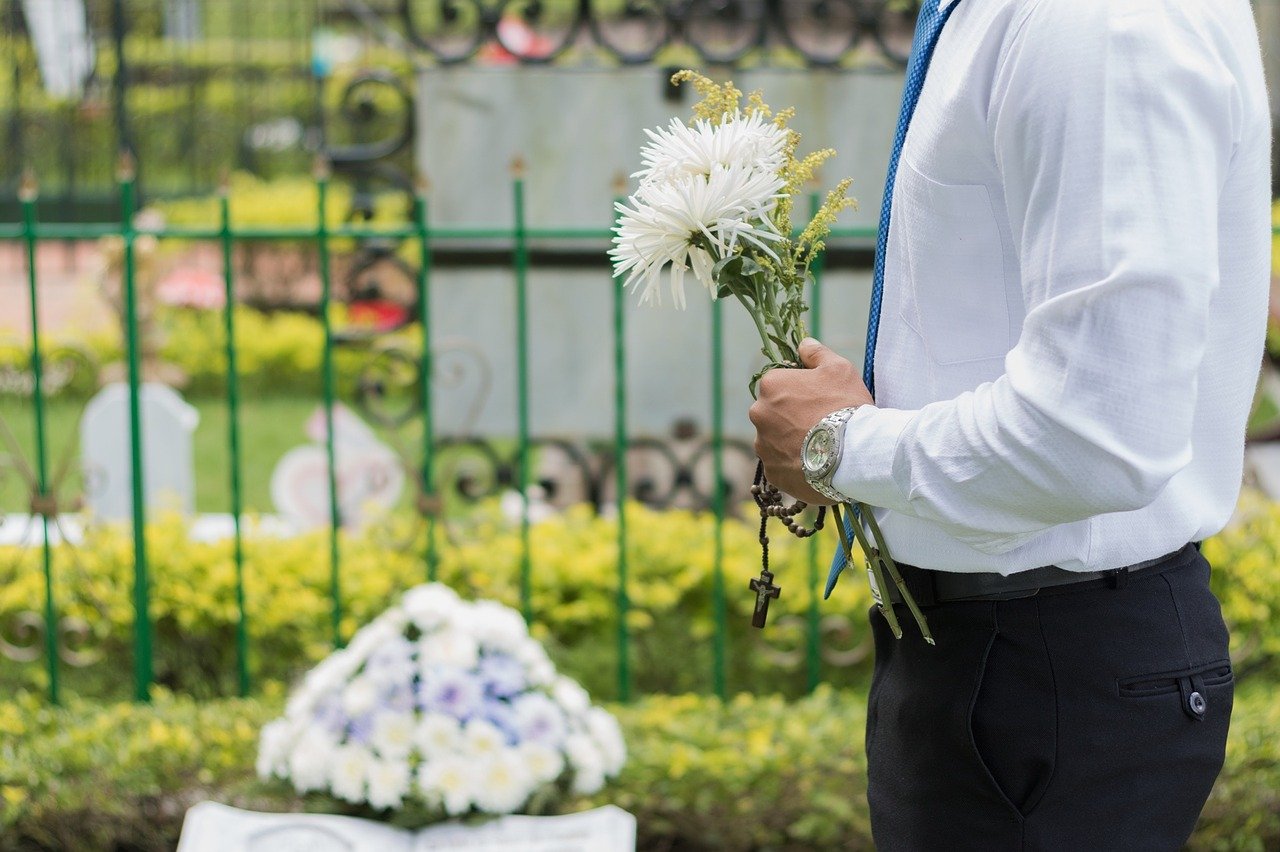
[865, 544, 1233, 851]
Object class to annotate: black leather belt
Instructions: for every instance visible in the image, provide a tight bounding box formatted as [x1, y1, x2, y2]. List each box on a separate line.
[880, 542, 1202, 607]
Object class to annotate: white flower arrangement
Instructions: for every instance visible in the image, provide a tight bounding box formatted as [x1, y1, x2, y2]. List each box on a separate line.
[610, 72, 934, 644]
[257, 584, 626, 822]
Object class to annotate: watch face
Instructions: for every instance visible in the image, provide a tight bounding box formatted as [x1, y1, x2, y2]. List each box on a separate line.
[803, 428, 835, 475]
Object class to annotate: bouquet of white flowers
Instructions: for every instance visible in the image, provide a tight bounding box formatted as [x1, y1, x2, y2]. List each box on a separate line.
[256, 585, 626, 823]
[612, 71, 932, 644]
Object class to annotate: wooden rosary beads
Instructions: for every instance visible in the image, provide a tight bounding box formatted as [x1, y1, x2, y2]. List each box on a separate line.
[747, 459, 826, 628]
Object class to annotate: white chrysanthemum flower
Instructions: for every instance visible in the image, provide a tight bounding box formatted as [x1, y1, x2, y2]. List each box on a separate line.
[366, 758, 412, 810]
[513, 692, 568, 746]
[611, 163, 785, 309]
[473, 748, 534, 813]
[515, 640, 557, 686]
[519, 741, 566, 785]
[585, 707, 627, 776]
[418, 756, 476, 816]
[287, 726, 338, 793]
[402, 583, 463, 630]
[414, 712, 464, 755]
[551, 676, 591, 716]
[469, 600, 530, 652]
[462, 719, 507, 761]
[341, 675, 381, 719]
[330, 743, 375, 803]
[635, 113, 789, 188]
[345, 619, 401, 663]
[371, 712, 416, 760]
[256, 719, 295, 779]
[565, 734, 607, 795]
[364, 637, 417, 688]
[287, 650, 361, 719]
[418, 628, 481, 671]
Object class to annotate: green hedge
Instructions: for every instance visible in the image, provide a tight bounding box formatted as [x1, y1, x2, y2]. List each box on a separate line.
[1, 683, 1276, 851]
[4, 494, 1280, 703]
[0, 505, 878, 702]
[0, 302, 396, 400]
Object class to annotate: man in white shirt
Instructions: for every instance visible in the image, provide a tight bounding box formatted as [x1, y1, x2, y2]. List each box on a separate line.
[748, 0, 1271, 847]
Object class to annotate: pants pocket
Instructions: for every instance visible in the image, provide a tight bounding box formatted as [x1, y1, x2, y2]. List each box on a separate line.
[968, 601, 1058, 819]
[1118, 659, 1234, 721]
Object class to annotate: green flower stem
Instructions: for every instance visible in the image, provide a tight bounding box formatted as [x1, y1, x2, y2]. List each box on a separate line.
[735, 291, 782, 364]
[864, 508, 934, 645]
[833, 504, 902, 640]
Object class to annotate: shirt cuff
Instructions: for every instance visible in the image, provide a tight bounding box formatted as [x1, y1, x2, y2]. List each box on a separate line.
[830, 405, 917, 511]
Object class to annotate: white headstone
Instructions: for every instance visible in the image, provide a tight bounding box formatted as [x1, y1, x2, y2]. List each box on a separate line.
[270, 404, 404, 530]
[21, 0, 94, 99]
[177, 802, 637, 852]
[81, 383, 200, 521]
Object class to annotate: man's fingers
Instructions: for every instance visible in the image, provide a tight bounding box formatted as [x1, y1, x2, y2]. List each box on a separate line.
[799, 337, 842, 370]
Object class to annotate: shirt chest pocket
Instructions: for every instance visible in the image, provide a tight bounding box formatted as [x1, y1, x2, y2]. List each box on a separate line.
[896, 160, 1012, 365]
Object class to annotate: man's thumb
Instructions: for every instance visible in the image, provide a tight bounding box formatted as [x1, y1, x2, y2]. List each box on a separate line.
[799, 337, 835, 369]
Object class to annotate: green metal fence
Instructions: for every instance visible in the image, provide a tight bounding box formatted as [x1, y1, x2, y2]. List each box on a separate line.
[6, 157, 1094, 708]
[9, 165, 1280, 707]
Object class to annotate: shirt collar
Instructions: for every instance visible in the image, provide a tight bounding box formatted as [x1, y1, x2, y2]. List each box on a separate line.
[939, 0, 961, 10]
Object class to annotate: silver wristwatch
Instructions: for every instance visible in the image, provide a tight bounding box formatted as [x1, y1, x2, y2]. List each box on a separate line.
[801, 406, 860, 503]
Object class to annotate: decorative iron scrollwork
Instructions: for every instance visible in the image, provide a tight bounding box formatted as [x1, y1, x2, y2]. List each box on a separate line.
[0, 610, 104, 668]
[400, 0, 918, 67]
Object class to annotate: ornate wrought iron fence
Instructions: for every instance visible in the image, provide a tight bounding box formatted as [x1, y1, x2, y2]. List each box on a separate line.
[0, 156, 890, 706]
[1, 0, 918, 221]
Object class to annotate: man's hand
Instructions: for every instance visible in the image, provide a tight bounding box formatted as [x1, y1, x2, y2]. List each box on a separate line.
[748, 337, 873, 505]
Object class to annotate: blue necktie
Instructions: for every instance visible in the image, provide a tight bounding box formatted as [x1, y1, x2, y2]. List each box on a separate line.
[825, 0, 961, 599]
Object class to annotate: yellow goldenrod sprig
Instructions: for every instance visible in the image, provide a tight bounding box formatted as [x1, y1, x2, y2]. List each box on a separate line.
[671, 70, 742, 124]
[798, 178, 858, 268]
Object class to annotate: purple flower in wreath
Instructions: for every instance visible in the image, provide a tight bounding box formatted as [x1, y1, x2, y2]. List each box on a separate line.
[478, 654, 527, 699]
[420, 666, 483, 721]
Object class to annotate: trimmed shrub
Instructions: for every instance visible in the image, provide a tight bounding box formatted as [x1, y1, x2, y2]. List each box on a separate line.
[1, 682, 1277, 851]
[0, 505, 877, 702]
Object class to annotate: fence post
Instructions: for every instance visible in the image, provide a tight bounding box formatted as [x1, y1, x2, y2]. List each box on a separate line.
[413, 176, 439, 582]
[119, 153, 152, 702]
[512, 158, 533, 624]
[611, 181, 631, 703]
[315, 156, 343, 648]
[711, 298, 727, 700]
[220, 177, 250, 696]
[111, 0, 135, 192]
[20, 171, 59, 705]
[806, 191, 824, 692]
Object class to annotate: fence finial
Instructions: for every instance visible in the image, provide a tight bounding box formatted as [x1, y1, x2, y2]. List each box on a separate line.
[312, 154, 332, 181]
[116, 149, 136, 182]
[18, 167, 38, 202]
[217, 167, 231, 197]
[415, 173, 431, 196]
[611, 171, 628, 197]
[510, 155, 527, 179]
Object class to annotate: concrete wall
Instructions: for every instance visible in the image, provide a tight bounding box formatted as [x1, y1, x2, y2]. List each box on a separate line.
[426, 267, 874, 441]
[416, 67, 902, 229]
[413, 69, 900, 439]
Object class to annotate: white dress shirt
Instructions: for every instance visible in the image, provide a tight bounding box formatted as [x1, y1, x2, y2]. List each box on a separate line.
[832, 0, 1273, 574]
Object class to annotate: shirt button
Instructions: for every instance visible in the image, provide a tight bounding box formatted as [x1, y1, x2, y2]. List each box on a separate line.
[1188, 691, 1207, 717]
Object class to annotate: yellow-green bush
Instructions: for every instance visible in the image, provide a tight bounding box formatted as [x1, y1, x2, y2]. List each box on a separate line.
[1203, 491, 1280, 678]
[0, 505, 874, 701]
[0, 304, 408, 399]
[1, 683, 1276, 851]
[4, 496, 1280, 702]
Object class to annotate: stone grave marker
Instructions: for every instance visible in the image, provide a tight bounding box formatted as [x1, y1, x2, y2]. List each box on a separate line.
[81, 382, 199, 521]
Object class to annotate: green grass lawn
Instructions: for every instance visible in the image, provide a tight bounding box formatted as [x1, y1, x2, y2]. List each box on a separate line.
[0, 393, 393, 515]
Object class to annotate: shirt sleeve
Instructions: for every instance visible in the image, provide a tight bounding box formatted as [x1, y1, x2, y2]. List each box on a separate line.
[831, 0, 1241, 555]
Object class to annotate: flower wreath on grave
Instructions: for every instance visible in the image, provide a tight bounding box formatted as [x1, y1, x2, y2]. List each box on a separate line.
[256, 584, 627, 826]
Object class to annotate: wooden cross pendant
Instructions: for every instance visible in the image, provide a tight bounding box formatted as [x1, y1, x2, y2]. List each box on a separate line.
[750, 568, 781, 629]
